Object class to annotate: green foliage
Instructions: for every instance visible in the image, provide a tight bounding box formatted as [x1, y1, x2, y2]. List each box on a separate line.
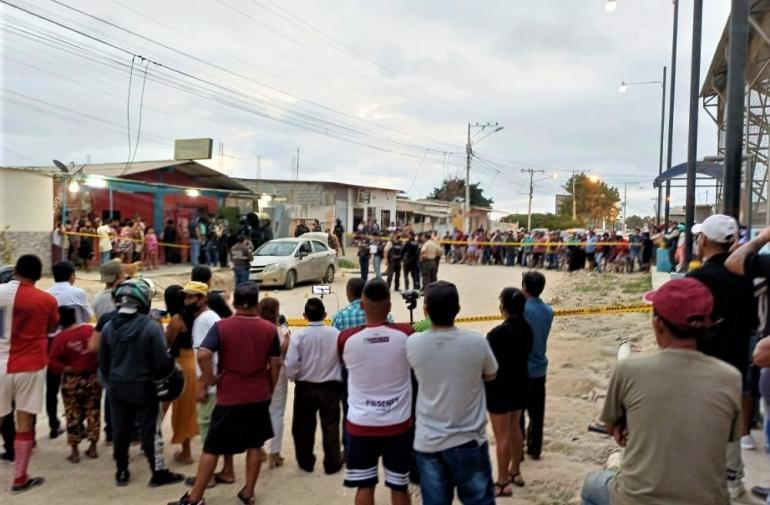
[428, 178, 493, 207]
[0, 226, 15, 264]
[558, 173, 621, 226]
[338, 258, 357, 269]
[624, 215, 655, 230]
[501, 213, 584, 230]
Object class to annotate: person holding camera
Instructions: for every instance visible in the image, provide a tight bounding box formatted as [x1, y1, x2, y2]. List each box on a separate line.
[98, 279, 184, 487]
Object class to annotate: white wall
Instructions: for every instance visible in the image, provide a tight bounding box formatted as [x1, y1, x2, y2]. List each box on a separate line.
[0, 168, 54, 232]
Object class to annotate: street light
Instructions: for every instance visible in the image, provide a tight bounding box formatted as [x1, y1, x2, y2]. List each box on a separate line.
[605, 0, 618, 12]
[618, 68, 667, 227]
[53, 159, 86, 261]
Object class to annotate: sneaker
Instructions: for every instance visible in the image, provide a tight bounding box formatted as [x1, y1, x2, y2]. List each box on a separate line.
[168, 492, 205, 505]
[11, 476, 44, 493]
[728, 480, 746, 499]
[49, 428, 64, 440]
[116, 470, 130, 487]
[0, 452, 13, 463]
[149, 470, 185, 487]
[741, 434, 757, 450]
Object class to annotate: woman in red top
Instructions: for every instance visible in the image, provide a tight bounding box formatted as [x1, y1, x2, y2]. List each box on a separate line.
[49, 306, 101, 463]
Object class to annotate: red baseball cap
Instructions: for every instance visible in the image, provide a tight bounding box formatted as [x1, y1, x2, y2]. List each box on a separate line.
[643, 278, 714, 329]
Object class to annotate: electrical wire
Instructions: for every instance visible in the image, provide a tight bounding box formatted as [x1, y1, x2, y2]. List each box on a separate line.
[122, 54, 136, 176]
[123, 58, 150, 175]
[406, 150, 429, 194]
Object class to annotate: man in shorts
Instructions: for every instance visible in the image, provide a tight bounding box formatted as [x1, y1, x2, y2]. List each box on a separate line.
[172, 281, 281, 505]
[0, 255, 59, 492]
[338, 279, 414, 505]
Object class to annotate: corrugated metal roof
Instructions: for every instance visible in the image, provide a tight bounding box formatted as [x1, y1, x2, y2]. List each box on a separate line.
[235, 177, 401, 193]
[5, 160, 253, 192]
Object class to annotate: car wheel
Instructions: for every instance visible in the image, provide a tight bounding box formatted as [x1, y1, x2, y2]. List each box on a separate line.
[324, 265, 335, 283]
[284, 270, 297, 290]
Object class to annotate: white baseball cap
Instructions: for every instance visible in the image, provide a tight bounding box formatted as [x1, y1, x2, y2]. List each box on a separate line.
[691, 214, 738, 244]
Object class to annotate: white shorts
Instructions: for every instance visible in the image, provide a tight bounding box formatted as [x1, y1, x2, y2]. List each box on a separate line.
[0, 368, 46, 417]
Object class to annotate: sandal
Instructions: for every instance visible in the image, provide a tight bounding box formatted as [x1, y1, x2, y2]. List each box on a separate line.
[174, 451, 194, 465]
[236, 490, 256, 505]
[67, 453, 80, 464]
[214, 473, 235, 485]
[494, 482, 513, 497]
[509, 472, 525, 487]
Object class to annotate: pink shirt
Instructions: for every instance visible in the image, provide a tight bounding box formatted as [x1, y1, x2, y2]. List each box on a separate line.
[145, 233, 158, 252]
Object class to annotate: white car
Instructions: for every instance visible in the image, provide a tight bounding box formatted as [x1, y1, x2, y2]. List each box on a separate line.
[249, 236, 337, 289]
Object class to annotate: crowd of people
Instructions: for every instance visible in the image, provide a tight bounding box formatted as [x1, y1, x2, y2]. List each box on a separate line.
[6, 212, 770, 504]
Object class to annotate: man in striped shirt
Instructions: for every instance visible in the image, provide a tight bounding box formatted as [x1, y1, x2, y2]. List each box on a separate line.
[338, 279, 413, 505]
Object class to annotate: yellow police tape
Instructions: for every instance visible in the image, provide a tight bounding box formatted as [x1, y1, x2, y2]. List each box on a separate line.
[282, 302, 652, 327]
[95, 303, 651, 327]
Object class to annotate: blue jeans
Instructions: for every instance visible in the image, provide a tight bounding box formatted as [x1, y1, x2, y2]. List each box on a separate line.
[595, 252, 604, 273]
[580, 470, 614, 505]
[234, 267, 250, 287]
[359, 255, 369, 281]
[100, 250, 111, 265]
[190, 239, 201, 266]
[205, 241, 219, 266]
[415, 441, 495, 505]
[373, 256, 382, 280]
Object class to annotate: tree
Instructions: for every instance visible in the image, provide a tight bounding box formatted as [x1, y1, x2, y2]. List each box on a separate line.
[625, 215, 655, 230]
[428, 178, 494, 207]
[558, 173, 621, 227]
[501, 213, 583, 230]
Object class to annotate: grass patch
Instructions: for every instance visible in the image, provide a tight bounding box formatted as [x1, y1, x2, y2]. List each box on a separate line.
[338, 258, 357, 269]
[621, 275, 652, 294]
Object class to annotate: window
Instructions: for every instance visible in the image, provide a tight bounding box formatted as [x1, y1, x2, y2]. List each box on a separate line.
[366, 207, 376, 223]
[299, 241, 312, 254]
[381, 210, 391, 227]
[312, 240, 328, 252]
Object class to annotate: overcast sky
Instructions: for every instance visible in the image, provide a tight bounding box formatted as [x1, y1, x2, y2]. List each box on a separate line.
[0, 0, 732, 218]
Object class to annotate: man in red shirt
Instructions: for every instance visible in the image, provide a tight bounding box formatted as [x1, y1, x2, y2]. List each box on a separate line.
[172, 281, 281, 505]
[0, 255, 59, 493]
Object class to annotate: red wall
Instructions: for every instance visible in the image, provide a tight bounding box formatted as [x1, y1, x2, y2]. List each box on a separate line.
[123, 169, 207, 188]
[90, 189, 154, 224]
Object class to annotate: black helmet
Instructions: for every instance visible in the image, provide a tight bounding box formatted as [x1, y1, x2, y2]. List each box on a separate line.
[114, 278, 152, 312]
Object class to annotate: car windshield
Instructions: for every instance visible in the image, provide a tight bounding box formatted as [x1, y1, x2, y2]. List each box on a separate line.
[256, 241, 296, 256]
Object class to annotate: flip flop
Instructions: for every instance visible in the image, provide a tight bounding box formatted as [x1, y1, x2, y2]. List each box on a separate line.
[509, 473, 526, 487]
[494, 482, 513, 497]
[236, 490, 256, 505]
[214, 473, 235, 485]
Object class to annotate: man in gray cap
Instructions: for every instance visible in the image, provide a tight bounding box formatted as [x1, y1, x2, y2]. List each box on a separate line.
[91, 260, 124, 320]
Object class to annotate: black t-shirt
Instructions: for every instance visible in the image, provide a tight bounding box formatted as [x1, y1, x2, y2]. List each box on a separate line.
[744, 252, 770, 340]
[169, 312, 195, 357]
[486, 316, 533, 390]
[96, 310, 118, 332]
[687, 252, 758, 375]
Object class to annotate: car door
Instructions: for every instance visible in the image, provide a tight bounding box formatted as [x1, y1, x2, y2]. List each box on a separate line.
[295, 240, 314, 281]
[311, 240, 332, 279]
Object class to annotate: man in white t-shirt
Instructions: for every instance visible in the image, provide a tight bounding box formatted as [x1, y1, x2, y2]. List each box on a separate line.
[407, 281, 498, 505]
[338, 280, 414, 505]
[96, 218, 113, 265]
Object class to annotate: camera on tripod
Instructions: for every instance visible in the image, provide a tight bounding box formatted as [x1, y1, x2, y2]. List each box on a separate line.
[401, 289, 420, 323]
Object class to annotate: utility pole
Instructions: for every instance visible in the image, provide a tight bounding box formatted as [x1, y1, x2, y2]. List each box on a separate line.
[522, 168, 545, 231]
[684, 0, 703, 266]
[572, 170, 578, 220]
[464, 122, 503, 232]
[296, 147, 300, 180]
[256, 155, 261, 180]
[664, 0, 679, 229]
[723, 0, 749, 220]
[623, 182, 628, 233]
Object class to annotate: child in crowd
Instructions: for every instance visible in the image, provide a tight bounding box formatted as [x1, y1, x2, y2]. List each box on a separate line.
[145, 227, 159, 270]
[48, 306, 101, 464]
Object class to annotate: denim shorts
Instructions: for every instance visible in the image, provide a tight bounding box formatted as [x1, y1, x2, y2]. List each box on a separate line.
[415, 440, 495, 505]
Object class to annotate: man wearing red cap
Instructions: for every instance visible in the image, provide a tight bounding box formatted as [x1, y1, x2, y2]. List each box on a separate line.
[580, 278, 741, 505]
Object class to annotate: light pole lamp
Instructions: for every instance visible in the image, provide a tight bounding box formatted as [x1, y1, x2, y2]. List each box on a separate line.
[53, 159, 86, 261]
[618, 68, 667, 227]
[465, 123, 503, 232]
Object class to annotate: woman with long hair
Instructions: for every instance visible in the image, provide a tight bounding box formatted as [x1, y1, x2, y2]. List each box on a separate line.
[164, 285, 198, 465]
[257, 297, 290, 469]
[485, 287, 533, 497]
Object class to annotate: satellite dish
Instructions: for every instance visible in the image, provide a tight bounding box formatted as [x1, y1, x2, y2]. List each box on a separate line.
[53, 159, 68, 173]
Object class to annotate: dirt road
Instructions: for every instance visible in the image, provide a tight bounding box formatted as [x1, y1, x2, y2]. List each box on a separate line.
[3, 264, 655, 504]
